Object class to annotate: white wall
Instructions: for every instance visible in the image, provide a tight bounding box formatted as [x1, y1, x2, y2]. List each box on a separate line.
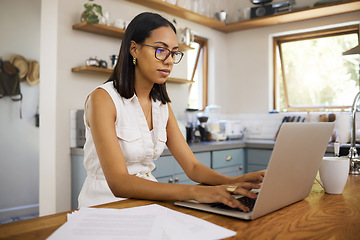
[219, 12, 360, 114]
[0, 0, 41, 221]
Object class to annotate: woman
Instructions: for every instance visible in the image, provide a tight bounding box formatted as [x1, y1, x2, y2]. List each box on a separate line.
[78, 12, 265, 211]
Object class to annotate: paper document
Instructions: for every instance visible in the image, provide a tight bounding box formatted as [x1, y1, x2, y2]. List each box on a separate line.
[47, 204, 236, 240]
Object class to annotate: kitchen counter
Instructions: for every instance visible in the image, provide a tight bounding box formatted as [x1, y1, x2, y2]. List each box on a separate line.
[2, 175, 359, 239]
[70, 139, 337, 156]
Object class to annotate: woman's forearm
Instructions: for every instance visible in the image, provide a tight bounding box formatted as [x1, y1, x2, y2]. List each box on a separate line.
[186, 163, 233, 186]
[107, 173, 196, 201]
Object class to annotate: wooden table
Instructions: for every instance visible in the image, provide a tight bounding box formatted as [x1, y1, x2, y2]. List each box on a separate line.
[1, 175, 360, 240]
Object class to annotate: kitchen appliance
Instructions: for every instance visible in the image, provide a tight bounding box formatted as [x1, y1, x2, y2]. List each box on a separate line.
[85, 57, 100, 67]
[250, 2, 274, 18]
[203, 105, 225, 141]
[250, 0, 296, 18]
[85, 57, 108, 68]
[76, 109, 86, 147]
[220, 120, 246, 140]
[204, 105, 221, 123]
[197, 113, 208, 142]
[185, 108, 201, 143]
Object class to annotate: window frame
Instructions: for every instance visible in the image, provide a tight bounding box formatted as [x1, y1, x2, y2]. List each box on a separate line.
[189, 35, 208, 110]
[273, 24, 360, 111]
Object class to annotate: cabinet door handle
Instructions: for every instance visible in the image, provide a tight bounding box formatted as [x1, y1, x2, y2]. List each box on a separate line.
[174, 178, 179, 183]
[168, 178, 173, 183]
[239, 165, 243, 170]
[225, 155, 232, 161]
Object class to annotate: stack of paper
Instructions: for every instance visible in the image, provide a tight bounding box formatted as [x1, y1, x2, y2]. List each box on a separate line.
[47, 204, 236, 240]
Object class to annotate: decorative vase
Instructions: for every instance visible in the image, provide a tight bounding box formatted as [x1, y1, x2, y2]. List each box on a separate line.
[81, 10, 100, 24]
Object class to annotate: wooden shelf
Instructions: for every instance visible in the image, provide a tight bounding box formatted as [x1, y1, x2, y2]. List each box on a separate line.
[72, 65, 113, 75]
[72, 21, 126, 38]
[125, 0, 360, 33]
[72, 21, 194, 51]
[71, 66, 194, 84]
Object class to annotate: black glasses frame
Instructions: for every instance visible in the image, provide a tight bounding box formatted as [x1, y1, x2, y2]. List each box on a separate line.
[141, 44, 184, 64]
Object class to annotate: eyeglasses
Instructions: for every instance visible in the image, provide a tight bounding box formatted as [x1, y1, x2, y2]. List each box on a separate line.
[141, 44, 184, 64]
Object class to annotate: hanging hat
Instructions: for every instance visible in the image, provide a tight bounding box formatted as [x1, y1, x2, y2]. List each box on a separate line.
[10, 54, 28, 81]
[26, 60, 40, 86]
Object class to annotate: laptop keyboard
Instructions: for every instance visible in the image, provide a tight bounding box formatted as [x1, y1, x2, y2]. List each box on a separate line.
[210, 195, 257, 212]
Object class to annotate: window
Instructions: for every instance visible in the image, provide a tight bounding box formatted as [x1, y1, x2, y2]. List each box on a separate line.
[273, 25, 359, 111]
[187, 36, 208, 110]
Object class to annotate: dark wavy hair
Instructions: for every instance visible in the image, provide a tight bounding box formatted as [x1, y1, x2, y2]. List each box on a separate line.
[107, 12, 176, 104]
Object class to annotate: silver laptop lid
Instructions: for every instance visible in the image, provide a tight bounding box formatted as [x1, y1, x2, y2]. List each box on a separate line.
[175, 122, 335, 220]
[251, 122, 335, 219]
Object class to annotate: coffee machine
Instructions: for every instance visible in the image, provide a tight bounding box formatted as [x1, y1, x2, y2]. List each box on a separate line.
[185, 108, 201, 143]
[197, 113, 209, 142]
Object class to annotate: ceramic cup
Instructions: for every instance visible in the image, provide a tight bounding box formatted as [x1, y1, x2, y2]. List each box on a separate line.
[336, 114, 350, 144]
[318, 157, 349, 194]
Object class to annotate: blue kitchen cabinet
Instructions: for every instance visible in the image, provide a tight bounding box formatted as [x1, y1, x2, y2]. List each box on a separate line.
[71, 154, 87, 210]
[175, 152, 211, 184]
[70, 152, 210, 210]
[152, 155, 175, 183]
[154, 149, 247, 183]
[212, 149, 246, 176]
[246, 149, 272, 173]
[153, 152, 211, 184]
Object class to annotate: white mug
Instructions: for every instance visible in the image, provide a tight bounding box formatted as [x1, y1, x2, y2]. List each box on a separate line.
[317, 157, 349, 194]
[336, 114, 351, 144]
[178, 28, 194, 46]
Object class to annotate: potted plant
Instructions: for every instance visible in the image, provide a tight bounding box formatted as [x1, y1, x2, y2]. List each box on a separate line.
[80, 0, 103, 24]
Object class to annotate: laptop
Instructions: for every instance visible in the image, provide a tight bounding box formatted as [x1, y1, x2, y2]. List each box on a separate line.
[175, 122, 335, 220]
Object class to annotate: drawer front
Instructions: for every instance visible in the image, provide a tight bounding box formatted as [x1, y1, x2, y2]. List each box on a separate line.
[212, 149, 245, 169]
[247, 149, 272, 165]
[173, 172, 197, 185]
[174, 152, 211, 174]
[247, 164, 267, 173]
[153, 155, 175, 178]
[216, 165, 245, 177]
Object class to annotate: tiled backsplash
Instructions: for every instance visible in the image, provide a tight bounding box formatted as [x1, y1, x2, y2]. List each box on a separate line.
[70, 110, 358, 147]
[221, 112, 357, 141]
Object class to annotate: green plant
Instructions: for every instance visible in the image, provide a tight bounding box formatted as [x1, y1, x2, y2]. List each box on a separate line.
[81, 0, 103, 24]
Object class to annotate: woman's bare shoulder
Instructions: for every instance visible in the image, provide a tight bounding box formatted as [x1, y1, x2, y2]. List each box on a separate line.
[85, 88, 113, 109]
[85, 88, 116, 126]
[89, 88, 111, 101]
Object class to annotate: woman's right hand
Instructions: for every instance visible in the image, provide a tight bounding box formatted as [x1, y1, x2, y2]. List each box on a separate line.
[191, 182, 261, 212]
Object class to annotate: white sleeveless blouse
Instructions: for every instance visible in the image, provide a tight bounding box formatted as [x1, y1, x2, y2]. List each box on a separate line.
[78, 82, 169, 207]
